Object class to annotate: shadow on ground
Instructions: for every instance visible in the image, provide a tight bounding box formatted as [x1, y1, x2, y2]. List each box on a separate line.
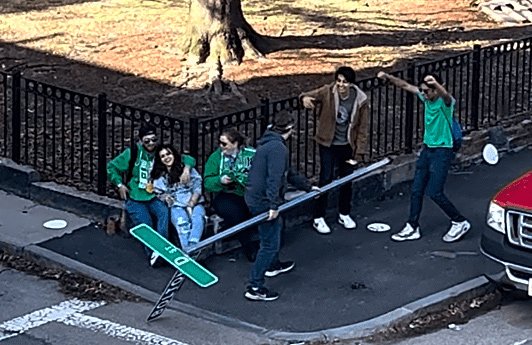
[0, 0, 100, 14]
[0, 24, 531, 117]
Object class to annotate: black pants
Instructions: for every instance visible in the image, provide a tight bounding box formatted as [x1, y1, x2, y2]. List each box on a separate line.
[314, 144, 354, 218]
[212, 192, 259, 256]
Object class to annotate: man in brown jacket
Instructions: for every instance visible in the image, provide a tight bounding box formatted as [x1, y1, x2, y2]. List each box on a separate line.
[300, 66, 370, 234]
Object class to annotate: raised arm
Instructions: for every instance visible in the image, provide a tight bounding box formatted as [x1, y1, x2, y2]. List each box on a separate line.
[423, 75, 454, 107]
[377, 71, 419, 94]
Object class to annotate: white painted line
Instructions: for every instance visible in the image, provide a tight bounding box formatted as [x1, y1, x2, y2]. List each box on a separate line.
[0, 299, 105, 341]
[60, 313, 189, 345]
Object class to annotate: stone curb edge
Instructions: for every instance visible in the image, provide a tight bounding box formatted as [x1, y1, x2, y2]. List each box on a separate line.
[0, 239, 495, 345]
[266, 276, 493, 343]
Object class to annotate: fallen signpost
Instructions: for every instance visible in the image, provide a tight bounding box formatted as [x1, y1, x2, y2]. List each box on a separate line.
[133, 157, 390, 321]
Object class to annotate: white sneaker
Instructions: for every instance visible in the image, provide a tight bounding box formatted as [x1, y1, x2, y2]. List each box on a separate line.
[443, 220, 471, 243]
[313, 217, 331, 234]
[391, 223, 421, 241]
[338, 214, 356, 229]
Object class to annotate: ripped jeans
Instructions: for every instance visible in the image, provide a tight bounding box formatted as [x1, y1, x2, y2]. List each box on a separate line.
[170, 204, 206, 251]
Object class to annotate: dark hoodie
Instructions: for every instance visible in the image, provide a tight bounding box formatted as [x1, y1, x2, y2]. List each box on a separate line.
[245, 130, 312, 212]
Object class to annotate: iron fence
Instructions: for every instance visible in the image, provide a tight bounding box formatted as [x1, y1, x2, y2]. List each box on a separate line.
[1, 37, 531, 197]
[0, 71, 9, 158]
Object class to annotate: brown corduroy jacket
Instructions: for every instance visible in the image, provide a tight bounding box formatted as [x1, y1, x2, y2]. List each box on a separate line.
[300, 82, 370, 160]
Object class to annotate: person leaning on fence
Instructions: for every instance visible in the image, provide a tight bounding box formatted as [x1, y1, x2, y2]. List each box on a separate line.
[244, 110, 318, 302]
[299, 66, 370, 234]
[376, 71, 471, 243]
[151, 144, 205, 252]
[203, 128, 260, 262]
[106, 123, 196, 267]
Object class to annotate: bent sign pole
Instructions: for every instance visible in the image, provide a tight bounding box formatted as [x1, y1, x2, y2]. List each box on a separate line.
[186, 158, 391, 254]
[130, 224, 217, 322]
[137, 157, 390, 322]
[146, 269, 185, 322]
[145, 247, 205, 322]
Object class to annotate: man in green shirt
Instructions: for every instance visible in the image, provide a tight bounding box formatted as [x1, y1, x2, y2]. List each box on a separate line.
[107, 123, 195, 267]
[377, 71, 470, 243]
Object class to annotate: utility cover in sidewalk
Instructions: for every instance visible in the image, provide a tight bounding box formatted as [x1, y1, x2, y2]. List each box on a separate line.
[43, 219, 68, 230]
[130, 224, 218, 288]
[479, 1, 532, 25]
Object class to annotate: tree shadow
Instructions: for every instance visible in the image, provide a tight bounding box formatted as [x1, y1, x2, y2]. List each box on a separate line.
[0, 39, 450, 131]
[262, 25, 532, 53]
[0, 0, 99, 14]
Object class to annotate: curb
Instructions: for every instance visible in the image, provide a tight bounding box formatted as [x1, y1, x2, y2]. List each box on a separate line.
[2, 240, 495, 345]
[19, 244, 270, 335]
[265, 276, 492, 343]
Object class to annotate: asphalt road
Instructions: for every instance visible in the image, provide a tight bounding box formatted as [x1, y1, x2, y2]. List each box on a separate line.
[0, 265, 273, 345]
[377, 294, 532, 345]
[38, 149, 532, 332]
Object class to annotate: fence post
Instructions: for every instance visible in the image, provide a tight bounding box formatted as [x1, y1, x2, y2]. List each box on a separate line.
[259, 97, 270, 135]
[97, 93, 108, 196]
[11, 71, 21, 163]
[189, 117, 199, 159]
[471, 44, 481, 130]
[405, 63, 415, 154]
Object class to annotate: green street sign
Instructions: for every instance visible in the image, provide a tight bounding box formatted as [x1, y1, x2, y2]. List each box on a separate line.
[130, 224, 218, 288]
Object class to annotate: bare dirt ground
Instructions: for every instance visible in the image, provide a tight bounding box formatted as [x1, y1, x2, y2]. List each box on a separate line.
[1, 0, 532, 118]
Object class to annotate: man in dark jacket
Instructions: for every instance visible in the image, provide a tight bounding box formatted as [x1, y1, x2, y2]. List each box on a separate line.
[244, 110, 316, 301]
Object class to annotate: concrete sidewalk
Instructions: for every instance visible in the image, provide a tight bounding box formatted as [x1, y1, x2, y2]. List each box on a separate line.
[1, 148, 530, 343]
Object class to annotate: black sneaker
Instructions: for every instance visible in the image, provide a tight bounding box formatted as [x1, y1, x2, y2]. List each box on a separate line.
[265, 261, 295, 277]
[244, 286, 279, 301]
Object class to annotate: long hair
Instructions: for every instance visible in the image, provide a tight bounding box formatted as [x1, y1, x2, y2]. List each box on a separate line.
[151, 144, 183, 185]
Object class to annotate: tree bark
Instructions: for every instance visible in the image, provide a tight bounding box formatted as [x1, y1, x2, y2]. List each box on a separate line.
[182, 0, 268, 65]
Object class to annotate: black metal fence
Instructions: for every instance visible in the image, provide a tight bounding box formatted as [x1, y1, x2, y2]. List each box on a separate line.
[1, 37, 531, 197]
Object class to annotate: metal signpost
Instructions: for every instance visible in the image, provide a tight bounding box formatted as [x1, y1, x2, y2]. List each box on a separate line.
[146, 269, 186, 322]
[186, 158, 391, 254]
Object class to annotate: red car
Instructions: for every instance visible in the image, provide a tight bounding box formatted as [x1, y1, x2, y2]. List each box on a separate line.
[481, 170, 532, 296]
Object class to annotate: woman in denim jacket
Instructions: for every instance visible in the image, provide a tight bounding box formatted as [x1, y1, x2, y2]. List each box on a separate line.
[151, 144, 205, 251]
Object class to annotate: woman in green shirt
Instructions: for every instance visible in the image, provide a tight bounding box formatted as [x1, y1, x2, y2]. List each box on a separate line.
[203, 128, 259, 262]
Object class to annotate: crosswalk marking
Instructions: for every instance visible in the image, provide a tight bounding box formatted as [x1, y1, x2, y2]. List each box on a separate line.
[60, 313, 188, 345]
[0, 299, 189, 345]
[0, 299, 105, 341]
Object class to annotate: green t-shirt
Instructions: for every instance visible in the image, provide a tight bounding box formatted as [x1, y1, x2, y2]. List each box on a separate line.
[417, 92, 454, 148]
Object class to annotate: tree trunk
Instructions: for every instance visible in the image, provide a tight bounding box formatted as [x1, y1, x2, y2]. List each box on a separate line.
[182, 0, 268, 65]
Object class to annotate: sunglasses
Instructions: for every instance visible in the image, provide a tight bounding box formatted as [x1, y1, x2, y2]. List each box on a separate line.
[219, 140, 231, 147]
[142, 137, 158, 144]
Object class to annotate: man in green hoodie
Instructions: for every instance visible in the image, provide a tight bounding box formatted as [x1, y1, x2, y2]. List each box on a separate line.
[107, 123, 195, 267]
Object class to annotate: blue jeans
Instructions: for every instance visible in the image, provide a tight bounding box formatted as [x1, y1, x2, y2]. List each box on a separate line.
[314, 144, 354, 218]
[170, 205, 206, 251]
[408, 146, 465, 228]
[248, 206, 281, 289]
[125, 198, 169, 255]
